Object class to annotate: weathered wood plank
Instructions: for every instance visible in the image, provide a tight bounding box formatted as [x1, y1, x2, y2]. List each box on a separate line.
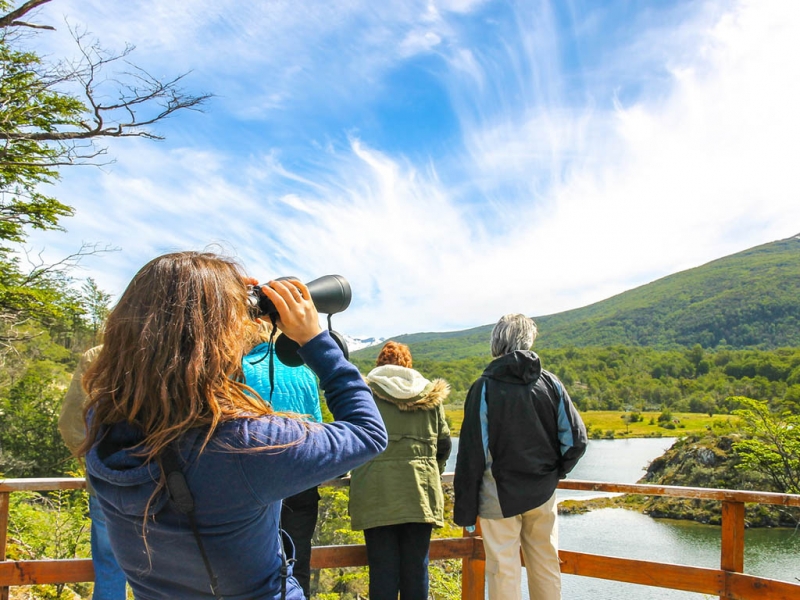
[721, 501, 745, 573]
[559, 550, 800, 598]
[557, 480, 800, 507]
[461, 553, 485, 600]
[309, 537, 480, 569]
[0, 479, 86, 493]
[2, 476, 800, 599]
[2, 476, 800, 508]
[310, 544, 367, 569]
[461, 526, 485, 600]
[1, 492, 8, 600]
[0, 559, 94, 586]
[559, 550, 724, 595]
[724, 571, 800, 600]
[0, 492, 8, 557]
[2, 543, 799, 599]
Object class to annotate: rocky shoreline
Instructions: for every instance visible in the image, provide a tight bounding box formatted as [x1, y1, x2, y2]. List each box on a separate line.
[559, 434, 800, 527]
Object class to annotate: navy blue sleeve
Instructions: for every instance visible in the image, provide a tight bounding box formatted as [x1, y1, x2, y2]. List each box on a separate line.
[237, 331, 388, 502]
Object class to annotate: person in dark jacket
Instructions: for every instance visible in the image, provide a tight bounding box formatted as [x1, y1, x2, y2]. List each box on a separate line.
[454, 314, 587, 600]
[79, 251, 388, 600]
[243, 326, 323, 599]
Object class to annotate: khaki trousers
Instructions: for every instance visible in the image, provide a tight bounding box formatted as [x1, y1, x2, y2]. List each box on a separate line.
[479, 491, 561, 600]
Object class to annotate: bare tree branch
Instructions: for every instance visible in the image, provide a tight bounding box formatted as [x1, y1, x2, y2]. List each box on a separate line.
[0, 17, 212, 183]
[20, 241, 119, 286]
[7, 20, 54, 30]
[0, 24, 212, 144]
[0, 0, 54, 29]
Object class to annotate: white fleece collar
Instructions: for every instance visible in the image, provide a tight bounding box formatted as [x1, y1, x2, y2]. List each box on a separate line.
[366, 365, 432, 400]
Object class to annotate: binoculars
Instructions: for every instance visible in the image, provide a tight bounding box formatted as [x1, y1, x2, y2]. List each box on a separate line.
[247, 275, 351, 366]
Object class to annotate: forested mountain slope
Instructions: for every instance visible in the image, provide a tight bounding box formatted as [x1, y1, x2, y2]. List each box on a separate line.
[353, 234, 800, 362]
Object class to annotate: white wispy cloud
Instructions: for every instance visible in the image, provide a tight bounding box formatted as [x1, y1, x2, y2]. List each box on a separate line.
[22, 0, 800, 339]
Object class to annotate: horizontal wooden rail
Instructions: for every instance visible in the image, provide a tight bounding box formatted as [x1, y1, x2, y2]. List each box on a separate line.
[3, 475, 799, 506]
[310, 536, 484, 569]
[557, 479, 800, 507]
[2, 475, 799, 600]
[559, 551, 800, 599]
[0, 559, 94, 587]
[0, 478, 87, 493]
[0, 536, 486, 587]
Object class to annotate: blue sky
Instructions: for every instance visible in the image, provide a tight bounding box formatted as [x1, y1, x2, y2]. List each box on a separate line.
[23, 0, 800, 338]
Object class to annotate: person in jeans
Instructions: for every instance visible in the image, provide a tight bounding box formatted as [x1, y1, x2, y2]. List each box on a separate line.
[243, 327, 323, 598]
[59, 346, 127, 600]
[62, 326, 324, 599]
[349, 341, 452, 600]
[454, 314, 587, 600]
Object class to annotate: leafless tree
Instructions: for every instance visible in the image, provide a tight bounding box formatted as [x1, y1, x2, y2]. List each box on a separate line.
[1, 0, 212, 173]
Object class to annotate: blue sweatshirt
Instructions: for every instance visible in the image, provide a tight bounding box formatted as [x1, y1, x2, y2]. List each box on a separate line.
[85, 331, 388, 600]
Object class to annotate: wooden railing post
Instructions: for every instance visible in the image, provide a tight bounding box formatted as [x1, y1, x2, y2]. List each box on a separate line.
[1, 491, 9, 600]
[720, 500, 745, 599]
[461, 524, 485, 600]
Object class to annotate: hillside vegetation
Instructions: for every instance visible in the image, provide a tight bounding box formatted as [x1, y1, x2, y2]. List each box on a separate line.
[352, 344, 800, 416]
[353, 234, 800, 363]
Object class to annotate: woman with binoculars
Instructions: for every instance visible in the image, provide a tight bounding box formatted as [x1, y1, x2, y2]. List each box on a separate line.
[79, 251, 388, 600]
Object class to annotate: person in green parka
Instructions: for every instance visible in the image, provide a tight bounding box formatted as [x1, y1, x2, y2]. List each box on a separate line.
[349, 341, 452, 600]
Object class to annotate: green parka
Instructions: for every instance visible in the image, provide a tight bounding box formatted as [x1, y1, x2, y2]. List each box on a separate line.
[349, 365, 452, 530]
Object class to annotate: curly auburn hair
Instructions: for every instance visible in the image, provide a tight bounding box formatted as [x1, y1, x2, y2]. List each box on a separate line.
[376, 341, 413, 368]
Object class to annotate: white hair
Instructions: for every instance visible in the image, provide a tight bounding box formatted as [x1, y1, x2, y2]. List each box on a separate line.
[490, 314, 538, 357]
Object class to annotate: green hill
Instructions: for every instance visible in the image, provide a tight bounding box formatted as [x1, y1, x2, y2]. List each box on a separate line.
[353, 235, 800, 362]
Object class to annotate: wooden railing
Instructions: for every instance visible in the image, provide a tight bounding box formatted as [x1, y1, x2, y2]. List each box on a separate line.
[2, 476, 799, 600]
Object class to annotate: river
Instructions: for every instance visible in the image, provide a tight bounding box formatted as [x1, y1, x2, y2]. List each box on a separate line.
[445, 437, 800, 599]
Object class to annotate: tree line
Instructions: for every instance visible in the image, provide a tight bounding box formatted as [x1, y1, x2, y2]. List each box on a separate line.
[353, 344, 800, 415]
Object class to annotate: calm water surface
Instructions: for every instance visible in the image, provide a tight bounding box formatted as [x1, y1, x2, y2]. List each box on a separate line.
[445, 437, 800, 599]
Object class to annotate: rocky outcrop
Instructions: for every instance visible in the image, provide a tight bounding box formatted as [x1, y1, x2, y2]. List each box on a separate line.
[639, 434, 799, 527]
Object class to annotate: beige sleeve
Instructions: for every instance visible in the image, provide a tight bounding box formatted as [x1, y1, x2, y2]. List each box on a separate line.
[58, 346, 102, 456]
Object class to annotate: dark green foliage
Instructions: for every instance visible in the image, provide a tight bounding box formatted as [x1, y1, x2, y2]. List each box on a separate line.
[0, 358, 77, 477]
[732, 397, 800, 494]
[7, 489, 92, 599]
[0, 279, 111, 478]
[0, 37, 78, 247]
[0, 252, 88, 342]
[357, 343, 800, 416]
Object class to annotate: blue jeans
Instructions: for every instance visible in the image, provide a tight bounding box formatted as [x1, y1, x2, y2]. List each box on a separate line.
[89, 495, 127, 600]
[363, 523, 433, 600]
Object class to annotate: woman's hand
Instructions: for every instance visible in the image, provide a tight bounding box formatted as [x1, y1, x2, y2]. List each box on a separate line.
[259, 279, 322, 346]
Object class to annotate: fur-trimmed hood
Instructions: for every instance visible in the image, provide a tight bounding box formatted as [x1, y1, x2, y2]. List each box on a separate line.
[366, 365, 450, 411]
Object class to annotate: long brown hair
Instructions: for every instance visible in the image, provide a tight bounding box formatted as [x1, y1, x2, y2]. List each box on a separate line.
[78, 251, 271, 462]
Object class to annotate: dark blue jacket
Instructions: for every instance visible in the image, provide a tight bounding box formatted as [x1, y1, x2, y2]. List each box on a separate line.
[86, 332, 387, 600]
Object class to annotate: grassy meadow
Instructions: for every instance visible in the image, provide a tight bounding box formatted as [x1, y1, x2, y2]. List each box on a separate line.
[444, 407, 738, 438]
